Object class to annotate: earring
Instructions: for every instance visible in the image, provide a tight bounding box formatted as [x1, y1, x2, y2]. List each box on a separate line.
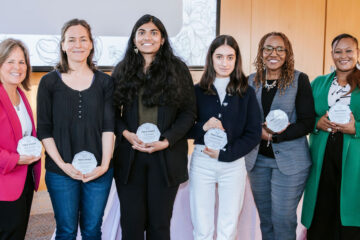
[356, 61, 360, 70]
[330, 65, 336, 72]
[134, 47, 138, 54]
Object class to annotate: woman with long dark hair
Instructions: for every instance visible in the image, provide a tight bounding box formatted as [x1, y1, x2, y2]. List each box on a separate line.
[302, 33, 360, 239]
[188, 35, 261, 240]
[246, 32, 315, 239]
[37, 19, 114, 239]
[112, 14, 196, 240]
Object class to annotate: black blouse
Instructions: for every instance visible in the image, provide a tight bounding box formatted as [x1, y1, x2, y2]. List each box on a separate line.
[259, 72, 315, 158]
[37, 70, 115, 175]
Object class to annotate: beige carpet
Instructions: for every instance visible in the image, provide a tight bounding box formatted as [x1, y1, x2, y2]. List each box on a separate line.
[25, 191, 55, 240]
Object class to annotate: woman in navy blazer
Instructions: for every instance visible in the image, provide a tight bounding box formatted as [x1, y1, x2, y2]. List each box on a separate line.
[0, 39, 41, 240]
[188, 35, 262, 240]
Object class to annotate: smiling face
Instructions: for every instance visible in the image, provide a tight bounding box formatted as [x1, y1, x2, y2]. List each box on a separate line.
[134, 22, 164, 57]
[332, 37, 359, 73]
[61, 24, 93, 64]
[0, 46, 27, 87]
[212, 44, 236, 78]
[262, 35, 286, 74]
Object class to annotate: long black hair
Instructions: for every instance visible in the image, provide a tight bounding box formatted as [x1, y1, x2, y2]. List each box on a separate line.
[113, 14, 190, 108]
[200, 35, 248, 96]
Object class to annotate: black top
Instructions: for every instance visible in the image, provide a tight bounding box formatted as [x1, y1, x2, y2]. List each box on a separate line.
[189, 85, 262, 162]
[37, 70, 115, 175]
[259, 72, 315, 158]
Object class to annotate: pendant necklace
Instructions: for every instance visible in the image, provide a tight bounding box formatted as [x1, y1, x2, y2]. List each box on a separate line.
[264, 79, 277, 92]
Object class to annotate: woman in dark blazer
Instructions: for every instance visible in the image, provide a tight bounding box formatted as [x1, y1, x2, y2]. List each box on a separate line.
[112, 14, 196, 240]
[246, 32, 315, 240]
[0, 38, 41, 240]
[188, 35, 261, 240]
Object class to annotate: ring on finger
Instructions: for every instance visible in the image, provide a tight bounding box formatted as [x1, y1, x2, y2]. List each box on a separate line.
[327, 128, 332, 132]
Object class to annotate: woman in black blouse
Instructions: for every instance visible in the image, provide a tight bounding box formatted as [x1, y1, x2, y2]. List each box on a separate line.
[246, 32, 315, 239]
[37, 19, 114, 240]
[112, 14, 196, 240]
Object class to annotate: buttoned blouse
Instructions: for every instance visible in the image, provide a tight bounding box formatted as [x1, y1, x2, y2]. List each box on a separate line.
[37, 70, 115, 175]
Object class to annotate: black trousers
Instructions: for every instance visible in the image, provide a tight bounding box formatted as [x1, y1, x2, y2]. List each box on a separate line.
[0, 168, 34, 240]
[115, 152, 179, 240]
[308, 132, 360, 240]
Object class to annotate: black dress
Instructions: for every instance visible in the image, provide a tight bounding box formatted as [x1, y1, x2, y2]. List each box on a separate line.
[308, 132, 360, 239]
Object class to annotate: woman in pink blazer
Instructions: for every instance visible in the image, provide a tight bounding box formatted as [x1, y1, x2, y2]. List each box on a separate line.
[0, 38, 41, 240]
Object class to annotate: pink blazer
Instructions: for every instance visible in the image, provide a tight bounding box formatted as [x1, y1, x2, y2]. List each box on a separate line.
[0, 84, 41, 201]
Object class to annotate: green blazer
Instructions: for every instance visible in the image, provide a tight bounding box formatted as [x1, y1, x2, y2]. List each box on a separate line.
[301, 72, 360, 228]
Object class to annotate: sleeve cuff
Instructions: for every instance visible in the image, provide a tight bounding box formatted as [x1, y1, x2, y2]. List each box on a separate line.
[2, 153, 19, 174]
[353, 120, 360, 138]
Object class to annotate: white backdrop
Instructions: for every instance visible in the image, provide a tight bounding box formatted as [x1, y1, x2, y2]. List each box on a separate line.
[0, 0, 217, 67]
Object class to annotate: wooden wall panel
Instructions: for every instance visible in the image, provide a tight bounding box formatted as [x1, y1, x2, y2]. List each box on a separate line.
[220, 0, 252, 75]
[251, 0, 326, 81]
[324, 0, 360, 74]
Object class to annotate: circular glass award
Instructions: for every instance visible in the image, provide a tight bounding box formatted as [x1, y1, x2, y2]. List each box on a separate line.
[266, 109, 289, 133]
[136, 123, 161, 143]
[204, 128, 228, 150]
[328, 104, 351, 124]
[72, 151, 97, 174]
[17, 136, 42, 157]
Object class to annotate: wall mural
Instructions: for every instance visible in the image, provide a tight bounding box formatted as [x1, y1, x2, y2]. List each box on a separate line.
[0, 0, 217, 68]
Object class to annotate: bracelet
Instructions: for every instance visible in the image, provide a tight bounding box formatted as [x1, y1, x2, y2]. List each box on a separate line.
[267, 133, 272, 147]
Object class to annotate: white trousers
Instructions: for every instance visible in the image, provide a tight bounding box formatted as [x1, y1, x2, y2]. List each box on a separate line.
[189, 145, 247, 240]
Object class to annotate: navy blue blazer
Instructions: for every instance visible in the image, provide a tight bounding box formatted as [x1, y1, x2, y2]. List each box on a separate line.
[189, 84, 262, 162]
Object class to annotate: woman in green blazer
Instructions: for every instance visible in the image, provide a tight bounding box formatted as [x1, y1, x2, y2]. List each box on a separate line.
[301, 33, 360, 239]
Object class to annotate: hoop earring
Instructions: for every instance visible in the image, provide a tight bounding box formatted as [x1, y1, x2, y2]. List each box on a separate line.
[356, 61, 360, 70]
[134, 47, 139, 54]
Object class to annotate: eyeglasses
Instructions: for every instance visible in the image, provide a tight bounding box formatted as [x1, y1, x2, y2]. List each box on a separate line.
[262, 45, 287, 56]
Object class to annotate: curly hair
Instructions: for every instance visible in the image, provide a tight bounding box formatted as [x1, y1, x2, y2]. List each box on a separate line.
[200, 35, 248, 97]
[112, 14, 191, 108]
[253, 32, 295, 92]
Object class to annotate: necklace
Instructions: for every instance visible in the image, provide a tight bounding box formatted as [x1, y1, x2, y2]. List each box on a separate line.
[264, 80, 277, 91]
